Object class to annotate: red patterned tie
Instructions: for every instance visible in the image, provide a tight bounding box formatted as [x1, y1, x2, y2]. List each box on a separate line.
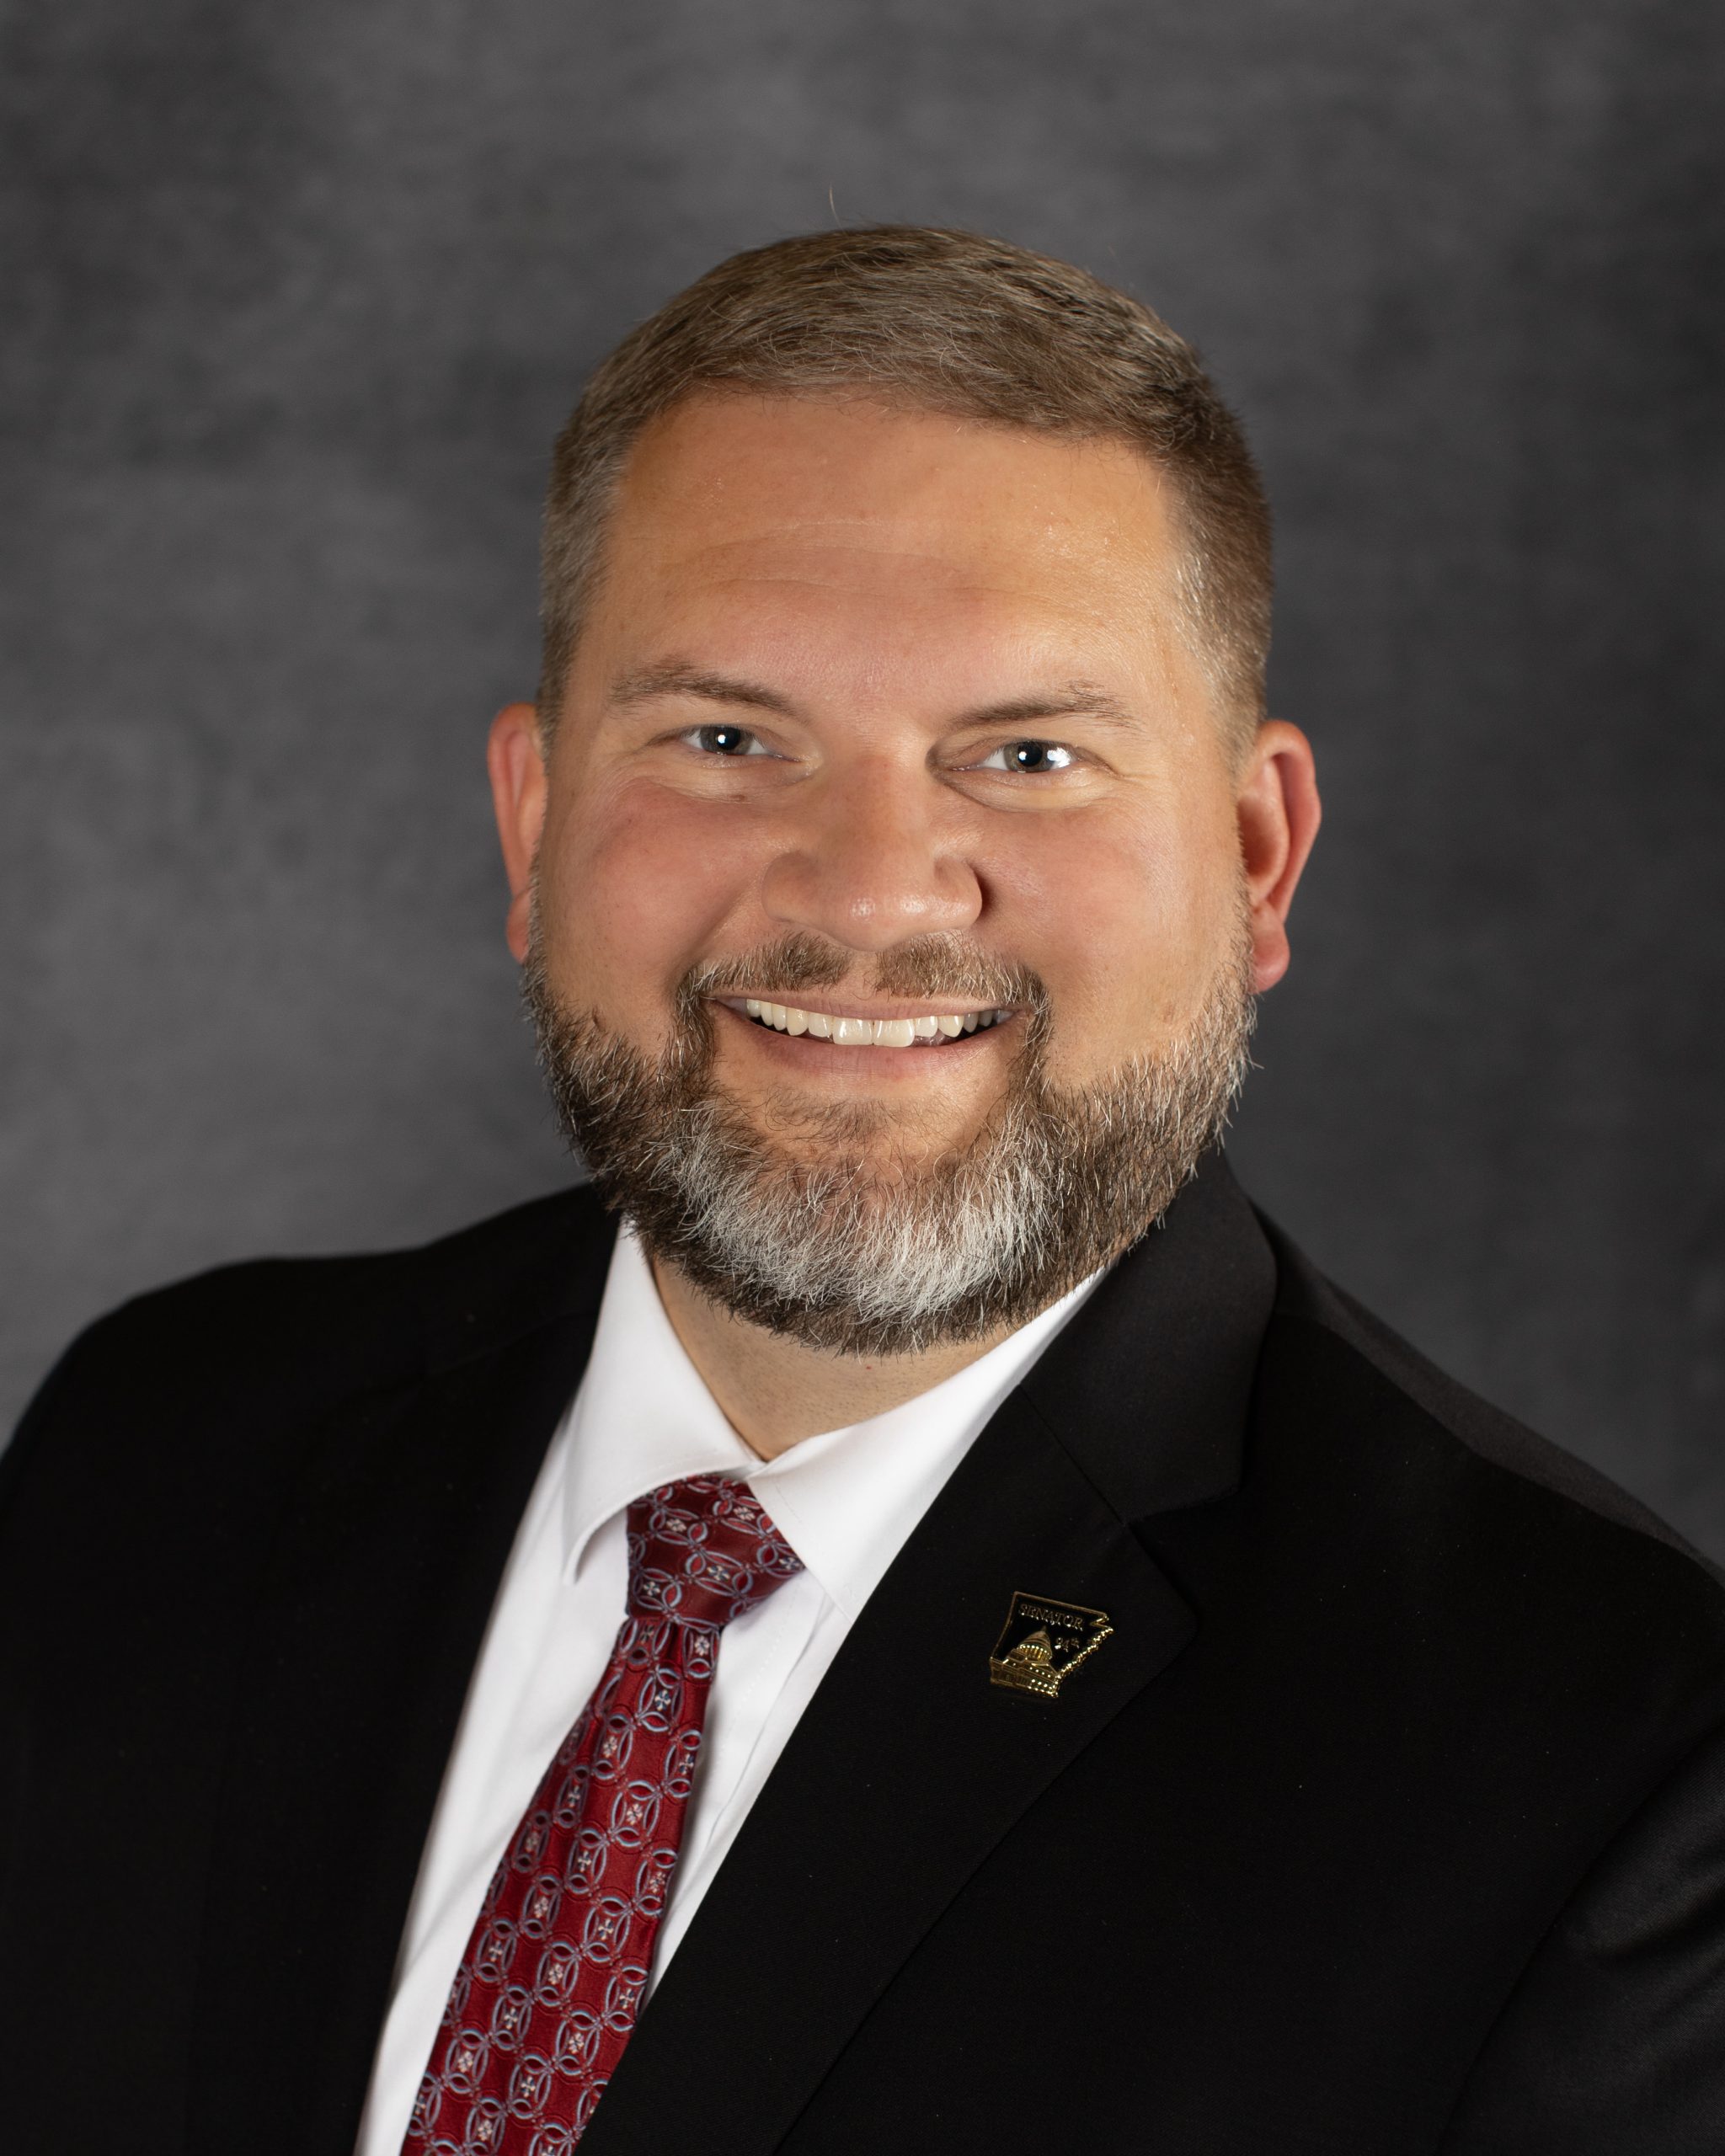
[402, 1474, 804, 2153]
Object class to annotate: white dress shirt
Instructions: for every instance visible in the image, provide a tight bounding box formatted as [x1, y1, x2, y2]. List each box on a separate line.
[355, 1227, 1101, 2154]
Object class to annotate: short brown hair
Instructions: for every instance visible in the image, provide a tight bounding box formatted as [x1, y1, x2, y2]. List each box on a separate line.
[538, 226, 1271, 750]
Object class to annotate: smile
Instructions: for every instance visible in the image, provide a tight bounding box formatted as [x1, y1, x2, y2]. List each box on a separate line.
[725, 998, 1012, 1048]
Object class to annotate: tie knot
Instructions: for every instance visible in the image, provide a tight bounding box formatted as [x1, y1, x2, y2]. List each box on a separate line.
[624, 1474, 803, 1631]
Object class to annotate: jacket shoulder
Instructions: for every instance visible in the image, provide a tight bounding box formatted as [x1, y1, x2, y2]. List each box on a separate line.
[2, 1183, 614, 1508]
[1258, 1211, 1723, 1592]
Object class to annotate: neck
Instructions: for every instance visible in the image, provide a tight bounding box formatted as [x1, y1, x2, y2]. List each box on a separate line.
[649, 1257, 1017, 1460]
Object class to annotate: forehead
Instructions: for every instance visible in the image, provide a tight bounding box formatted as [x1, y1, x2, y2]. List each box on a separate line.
[589, 394, 1188, 677]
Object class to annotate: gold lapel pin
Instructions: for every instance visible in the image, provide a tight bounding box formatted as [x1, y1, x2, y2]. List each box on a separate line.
[989, 1590, 1114, 1700]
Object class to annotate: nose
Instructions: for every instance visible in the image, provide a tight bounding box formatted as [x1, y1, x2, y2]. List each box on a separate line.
[758, 758, 983, 953]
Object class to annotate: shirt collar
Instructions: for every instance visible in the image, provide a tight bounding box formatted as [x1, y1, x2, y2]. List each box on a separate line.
[561, 1225, 1105, 1621]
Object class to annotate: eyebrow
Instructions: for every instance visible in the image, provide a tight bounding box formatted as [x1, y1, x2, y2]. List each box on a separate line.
[606, 663, 1141, 735]
[607, 662, 799, 717]
[955, 685, 1140, 735]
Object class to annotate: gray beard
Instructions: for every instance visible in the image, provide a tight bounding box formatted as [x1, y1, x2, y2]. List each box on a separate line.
[523, 919, 1256, 1357]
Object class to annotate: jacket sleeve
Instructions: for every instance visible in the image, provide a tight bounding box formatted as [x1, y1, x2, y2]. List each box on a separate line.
[1439, 1718, 1725, 2153]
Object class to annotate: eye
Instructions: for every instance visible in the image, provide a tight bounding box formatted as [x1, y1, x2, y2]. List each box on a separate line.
[681, 722, 776, 757]
[971, 739, 1079, 775]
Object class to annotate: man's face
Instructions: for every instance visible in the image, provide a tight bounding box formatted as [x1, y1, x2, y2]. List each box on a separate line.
[494, 394, 1315, 1349]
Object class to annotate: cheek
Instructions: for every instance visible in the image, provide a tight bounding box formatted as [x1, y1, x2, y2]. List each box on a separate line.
[992, 803, 1236, 1061]
[537, 780, 762, 1024]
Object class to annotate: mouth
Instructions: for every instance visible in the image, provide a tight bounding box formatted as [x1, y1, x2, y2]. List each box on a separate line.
[719, 996, 1015, 1049]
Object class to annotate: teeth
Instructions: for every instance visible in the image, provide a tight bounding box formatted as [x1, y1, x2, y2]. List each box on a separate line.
[740, 1001, 1006, 1045]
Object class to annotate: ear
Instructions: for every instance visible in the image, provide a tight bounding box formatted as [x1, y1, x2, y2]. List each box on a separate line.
[487, 702, 548, 963]
[1235, 720, 1321, 992]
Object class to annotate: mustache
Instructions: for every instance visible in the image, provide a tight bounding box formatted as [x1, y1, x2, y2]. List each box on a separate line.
[677, 932, 1050, 1021]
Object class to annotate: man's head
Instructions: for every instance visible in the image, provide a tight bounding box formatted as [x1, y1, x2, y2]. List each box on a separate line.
[490, 230, 1320, 1356]
[538, 225, 1273, 760]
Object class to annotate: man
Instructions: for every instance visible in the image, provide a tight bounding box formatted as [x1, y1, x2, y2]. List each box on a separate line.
[3, 227, 1723, 2155]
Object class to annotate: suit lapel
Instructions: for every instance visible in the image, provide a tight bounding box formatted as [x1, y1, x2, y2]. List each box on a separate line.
[187, 1206, 615, 2156]
[587, 1158, 1276, 2155]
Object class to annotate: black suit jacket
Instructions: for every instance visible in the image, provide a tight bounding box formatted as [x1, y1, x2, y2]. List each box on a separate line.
[5, 1159, 1725, 2154]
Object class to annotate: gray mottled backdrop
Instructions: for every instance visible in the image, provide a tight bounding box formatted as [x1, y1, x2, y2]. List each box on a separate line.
[4, 1, 1723, 1547]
